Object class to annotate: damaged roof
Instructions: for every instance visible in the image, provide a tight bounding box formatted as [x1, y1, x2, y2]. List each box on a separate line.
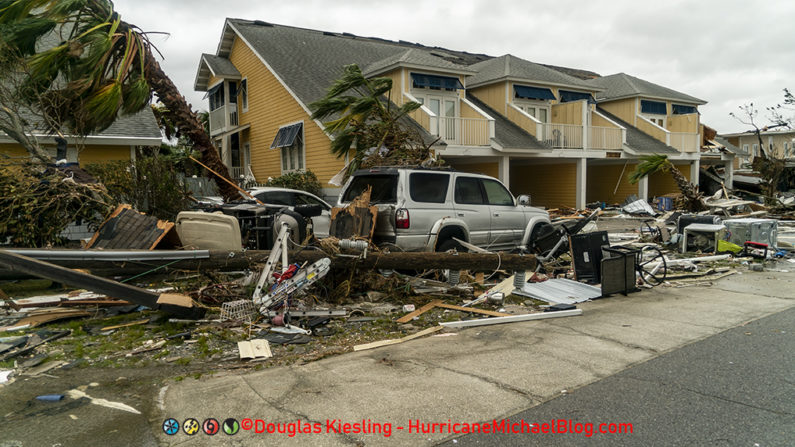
[586, 73, 706, 105]
[467, 54, 599, 91]
[596, 107, 678, 154]
[362, 48, 476, 77]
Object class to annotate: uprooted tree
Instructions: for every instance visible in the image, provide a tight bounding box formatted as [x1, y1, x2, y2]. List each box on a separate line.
[0, 0, 238, 201]
[730, 94, 791, 204]
[309, 64, 441, 179]
[629, 154, 706, 211]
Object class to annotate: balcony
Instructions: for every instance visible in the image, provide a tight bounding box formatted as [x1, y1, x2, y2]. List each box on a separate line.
[669, 132, 700, 153]
[434, 116, 492, 146]
[589, 126, 624, 150]
[209, 104, 238, 136]
[539, 123, 583, 149]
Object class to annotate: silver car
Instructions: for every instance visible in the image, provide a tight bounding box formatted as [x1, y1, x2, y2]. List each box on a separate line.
[337, 167, 550, 252]
[247, 187, 332, 238]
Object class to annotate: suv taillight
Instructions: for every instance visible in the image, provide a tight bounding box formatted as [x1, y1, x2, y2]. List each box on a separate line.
[395, 208, 410, 229]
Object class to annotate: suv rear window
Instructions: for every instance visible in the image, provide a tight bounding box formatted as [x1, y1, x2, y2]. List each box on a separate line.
[409, 173, 449, 203]
[342, 174, 398, 203]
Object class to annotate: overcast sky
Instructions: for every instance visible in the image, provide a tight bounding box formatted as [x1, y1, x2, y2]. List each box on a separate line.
[115, 0, 794, 134]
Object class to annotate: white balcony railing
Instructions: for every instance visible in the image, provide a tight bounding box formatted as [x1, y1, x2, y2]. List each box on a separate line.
[589, 126, 624, 150]
[209, 104, 239, 136]
[539, 123, 583, 149]
[435, 116, 492, 146]
[669, 132, 700, 153]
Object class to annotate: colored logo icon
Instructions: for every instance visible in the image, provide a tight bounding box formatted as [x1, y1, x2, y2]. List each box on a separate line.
[183, 418, 200, 435]
[223, 418, 240, 435]
[203, 418, 220, 436]
[162, 418, 179, 435]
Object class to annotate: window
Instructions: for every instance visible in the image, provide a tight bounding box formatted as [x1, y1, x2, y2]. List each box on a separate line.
[516, 103, 549, 123]
[640, 100, 667, 115]
[482, 179, 514, 206]
[743, 144, 749, 155]
[240, 78, 248, 112]
[672, 104, 697, 115]
[411, 73, 463, 91]
[784, 142, 790, 156]
[752, 144, 758, 156]
[514, 85, 556, 101]
[295, 193, 329, 210]
[271, 123, 304, 172]
[559, 90, 595, 104]
[409, 173, 450, 203]
[342, 175, 397, 204]
[208, 83, 224, 111]
[454, 177, 485, 204]
[255, 191, 293, 206]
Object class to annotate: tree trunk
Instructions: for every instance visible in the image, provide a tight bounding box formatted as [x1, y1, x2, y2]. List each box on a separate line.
[669, 164, 705, 211]
[141, 48, 238, 202]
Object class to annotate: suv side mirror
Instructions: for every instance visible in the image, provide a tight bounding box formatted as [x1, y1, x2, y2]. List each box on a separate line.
[517, 194, 531, 206]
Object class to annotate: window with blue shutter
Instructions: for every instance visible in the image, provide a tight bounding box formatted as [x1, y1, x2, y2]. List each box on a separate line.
[514, 85, 556, 101]
[411, 73, 464, 90]
[559, 90, 596, 104]
[672, 104, 697, 115]
[641, 100, 667, 115]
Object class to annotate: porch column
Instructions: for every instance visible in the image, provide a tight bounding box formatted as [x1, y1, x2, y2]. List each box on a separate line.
[724, 159, 734, 189]
[498, 156, 510, 186]
[689, 159, 700, 186]
[576, 158, 587, 209]
[638, 176, 649, 201]
[129, 145, 136, 163]
[581, 101, 589, 150]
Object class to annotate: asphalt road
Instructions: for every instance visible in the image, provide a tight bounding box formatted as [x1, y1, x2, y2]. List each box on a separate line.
[439, 306, 795, 447]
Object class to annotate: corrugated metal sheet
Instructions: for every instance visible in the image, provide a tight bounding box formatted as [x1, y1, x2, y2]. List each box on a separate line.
[513, 278, 601, 304]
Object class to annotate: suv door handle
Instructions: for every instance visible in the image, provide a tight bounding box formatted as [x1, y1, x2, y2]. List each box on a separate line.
[493, 213, 500, 217]
[457, 213, 464, 217]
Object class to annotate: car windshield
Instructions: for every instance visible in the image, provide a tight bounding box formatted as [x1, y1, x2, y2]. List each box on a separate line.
[342, 174, 398, 204]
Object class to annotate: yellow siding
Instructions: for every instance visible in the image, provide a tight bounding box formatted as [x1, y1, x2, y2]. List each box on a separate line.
[229, 38, 341, 184]
[506, 105, 538, 137]
[591, 112, 620, 129]
[208, 75, 221, 88]
[551, 101, 583, 125]
[636, 117, 667, 143]
[668, 113, 699, 133]
[380, 68, 404, 107]
[470, 83, 507, 115]
[599, 98, 636, 124]
[586, 163, 638, 204]
[408, 106, 431, 131]
[80, 145, 131, 164]
[460, 100, 481, 119]
[648, 164, 691, 197]
[446, 161, 498, 179]
[510, 163, 576, 209]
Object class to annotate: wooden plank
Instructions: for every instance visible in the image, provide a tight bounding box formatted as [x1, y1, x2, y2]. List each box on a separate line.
[440, 309, 583, 328]
[0, 287, 20, 311]
[0, 250, 204, 319]
[395, 300, 442, 323]
[353, 325, 444, 351]
[100, 318, 150, 331]
[434, 303, 511, 317]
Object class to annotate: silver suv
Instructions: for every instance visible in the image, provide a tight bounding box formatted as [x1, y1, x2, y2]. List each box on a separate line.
[337, 167, 550, 252]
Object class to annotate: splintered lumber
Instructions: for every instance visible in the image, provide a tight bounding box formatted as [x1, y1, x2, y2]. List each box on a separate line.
[396, 300, 442, 323]
[440, 309, 583, 328]
[353, 325, 444, 351]
[101, 319, 150, 331]
[0, 250, 204, 319]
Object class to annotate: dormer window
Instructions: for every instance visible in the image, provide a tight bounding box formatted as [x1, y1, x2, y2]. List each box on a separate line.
[411, 73, 464, 91]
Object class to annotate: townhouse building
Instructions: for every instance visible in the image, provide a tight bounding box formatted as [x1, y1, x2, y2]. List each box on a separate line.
[722, 129, 795, 164]
[195, 19, 728, 208]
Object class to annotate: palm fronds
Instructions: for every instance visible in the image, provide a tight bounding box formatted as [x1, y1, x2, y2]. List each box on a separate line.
[628, 154, 671, 184]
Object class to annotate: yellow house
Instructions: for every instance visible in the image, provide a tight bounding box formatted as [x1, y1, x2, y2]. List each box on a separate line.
[723, 129, 795, 164]
[0, 109, 163, 166]
[195, 19, 717, 207]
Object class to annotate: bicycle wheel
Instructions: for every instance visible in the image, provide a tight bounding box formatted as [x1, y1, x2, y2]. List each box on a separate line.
[638, 245, 667, 286]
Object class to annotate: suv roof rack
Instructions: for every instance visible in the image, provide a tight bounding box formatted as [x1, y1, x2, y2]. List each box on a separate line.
[359, 165, 457, 171]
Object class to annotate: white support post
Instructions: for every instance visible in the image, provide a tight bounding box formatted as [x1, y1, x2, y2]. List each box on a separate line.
[724, 160, 734, 189]
[638, 176, 649, 201]
[576, 158, 587, 210]
[582, 101, 589, 150]
[498, 156, 510, 187]
[130, 145, 136, 163]
[689, 159, 700, 185]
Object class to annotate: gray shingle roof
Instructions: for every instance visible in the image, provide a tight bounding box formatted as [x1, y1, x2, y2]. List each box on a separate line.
[202, 54, 241, 78]
[98, 108, 163, 139]
[466, 94, 548, 150]
[466, 55, 597, 90]
[596, 107, 678, 154]
[362, 48, 475, 77]
[587, 73, 706, 105]
[714, 136, 746, 156]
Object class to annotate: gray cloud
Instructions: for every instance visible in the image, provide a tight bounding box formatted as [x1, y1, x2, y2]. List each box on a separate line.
[114, 0, 795, 132]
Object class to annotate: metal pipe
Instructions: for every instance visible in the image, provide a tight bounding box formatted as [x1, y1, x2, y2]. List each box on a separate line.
[6, 249, 210, 262]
